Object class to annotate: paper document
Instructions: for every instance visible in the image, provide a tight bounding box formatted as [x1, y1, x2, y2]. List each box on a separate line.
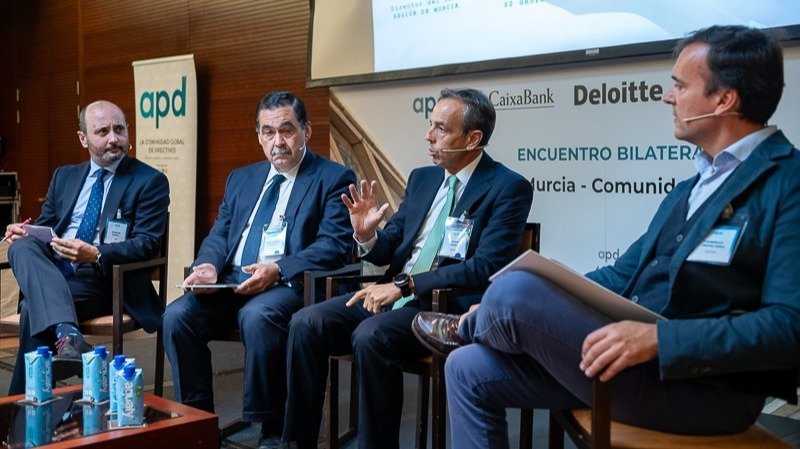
[23, 225, 57, 244]
[490, 250, 664, 323]
[175, 284, 240, 289]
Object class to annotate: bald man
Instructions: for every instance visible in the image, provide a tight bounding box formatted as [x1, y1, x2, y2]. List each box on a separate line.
[5, 100, 170, 394]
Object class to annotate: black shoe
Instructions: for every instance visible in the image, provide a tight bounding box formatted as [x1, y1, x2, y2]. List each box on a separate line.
[258, 422, 286, 449]
[51, 335, 91, 380]
[412, 312, 463, 357]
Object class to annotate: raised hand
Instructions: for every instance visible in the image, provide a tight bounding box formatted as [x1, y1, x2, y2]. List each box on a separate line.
[341, 180, 390, 242]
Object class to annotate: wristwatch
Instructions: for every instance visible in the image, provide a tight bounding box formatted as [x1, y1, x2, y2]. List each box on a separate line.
[393, 273, 413, 297]
[92, 250, 103, 271]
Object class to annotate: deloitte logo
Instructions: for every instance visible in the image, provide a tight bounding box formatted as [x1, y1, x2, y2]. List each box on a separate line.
[139, 76, 187, 129]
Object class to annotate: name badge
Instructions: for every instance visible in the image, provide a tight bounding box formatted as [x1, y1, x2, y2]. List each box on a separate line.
[686, 225, 743, 265]
[258, 217, 287, 262]
[439, 213, 473, 260]
[104, 212, 129, 244]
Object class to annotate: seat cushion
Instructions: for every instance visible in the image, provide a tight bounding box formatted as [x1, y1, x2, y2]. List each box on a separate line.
[571, 409, 790, 449]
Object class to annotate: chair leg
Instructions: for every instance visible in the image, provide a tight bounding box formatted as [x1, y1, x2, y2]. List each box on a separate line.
[431, 355, 447, 449]
[327, 357, 340, 449]
[519, 409, 533, 449]
[347, 360, 358, 442]
[415, 374, 430, 449]
[154, 329, 165, 397]
[548, 411, 565, 449]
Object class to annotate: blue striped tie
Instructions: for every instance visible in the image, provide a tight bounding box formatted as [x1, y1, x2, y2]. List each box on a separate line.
[241, 174, 286, 266]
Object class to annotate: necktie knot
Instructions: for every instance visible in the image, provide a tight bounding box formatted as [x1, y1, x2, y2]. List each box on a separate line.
[271, 174, 286, 188]
[94, 168, 108, 180]
[447, 174, 458, 189]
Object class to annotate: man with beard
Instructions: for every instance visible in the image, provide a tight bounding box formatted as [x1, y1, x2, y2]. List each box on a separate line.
[5, 100, 170, 394]
[163, 91, 355, 449]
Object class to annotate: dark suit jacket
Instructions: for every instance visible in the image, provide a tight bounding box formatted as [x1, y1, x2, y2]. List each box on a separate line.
[193, 150, 356, 289]
[587, 130, 800, 402]
[36, 155, 170, 332]
[363, 152, 533, 312]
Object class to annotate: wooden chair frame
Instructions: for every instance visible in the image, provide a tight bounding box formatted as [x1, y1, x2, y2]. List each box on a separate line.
[324, 223, 540, 449]
[0, 226, 168, 397]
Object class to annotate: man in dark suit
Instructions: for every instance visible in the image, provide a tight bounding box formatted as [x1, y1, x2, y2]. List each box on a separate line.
[162, 91, 355, 448]
[5, 100, 170, 394]
[282, 88, 533, 449]
[414, 26, 800, 448]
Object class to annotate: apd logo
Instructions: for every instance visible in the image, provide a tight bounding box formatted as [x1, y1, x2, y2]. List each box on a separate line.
[139, 76, 187, 129]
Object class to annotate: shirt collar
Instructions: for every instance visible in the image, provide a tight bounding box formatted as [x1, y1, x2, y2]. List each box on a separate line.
[446, 150, 483, 188]
[268, 147, 306, 182]
[89, 157, 122, 176]
[693, 126, 777, 174]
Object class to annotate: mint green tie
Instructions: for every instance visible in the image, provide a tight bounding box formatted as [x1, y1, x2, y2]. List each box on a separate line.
[393, 175, 459, 310]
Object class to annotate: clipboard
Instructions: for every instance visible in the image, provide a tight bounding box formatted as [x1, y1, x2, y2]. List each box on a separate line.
[175, 284, 240, 289]
[490, 250, 665, 323]
[23, 225, 57, 244]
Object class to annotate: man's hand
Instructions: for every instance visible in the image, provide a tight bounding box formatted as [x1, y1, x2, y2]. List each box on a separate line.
[3, 220, 30, 243]
[458, 303, 481, 327]
[183, 263, 218, 294]
[50, 238, 99, 264]
[341, 180, 390, 243]
[346, 283, 403, 314]
[235, 262, 281, 295]
[580, 321, 658, 382]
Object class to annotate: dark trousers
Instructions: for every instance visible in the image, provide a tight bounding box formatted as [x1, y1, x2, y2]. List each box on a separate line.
[446, 271, 765, 449]
[8, 237, 110, 394]
[162, 285, 301, 424]
[283, 294, 428, 449]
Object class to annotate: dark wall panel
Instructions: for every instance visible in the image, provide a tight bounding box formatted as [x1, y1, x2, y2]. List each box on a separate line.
[0, 0, 327, 245]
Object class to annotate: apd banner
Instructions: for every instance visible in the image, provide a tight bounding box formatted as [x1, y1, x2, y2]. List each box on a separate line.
[333, 47, 800, 273]
[133, 54, 197, 297]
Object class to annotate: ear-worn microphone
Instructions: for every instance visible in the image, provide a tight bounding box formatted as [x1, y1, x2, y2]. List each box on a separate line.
[439, 145, 487, 153]
[681, 112, 742, 123]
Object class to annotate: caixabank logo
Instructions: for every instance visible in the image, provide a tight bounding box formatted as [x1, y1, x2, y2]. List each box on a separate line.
[411, 86, 555, 118]
[139, 76, 187, 129]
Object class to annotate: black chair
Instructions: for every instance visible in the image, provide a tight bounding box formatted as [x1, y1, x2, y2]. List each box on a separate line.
[0, 221, 169, 397]
[324, 222, 540, 449]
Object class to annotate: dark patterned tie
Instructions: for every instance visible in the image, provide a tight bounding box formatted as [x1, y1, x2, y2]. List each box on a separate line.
[76, 169, 107, 243]
[241, 174, 286, 266]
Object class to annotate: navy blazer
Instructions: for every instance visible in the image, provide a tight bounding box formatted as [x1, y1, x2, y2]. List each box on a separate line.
[194, 150, 356, 289]
[36, 155, 170, 333]
[364, 152, 533, 312]
[588, 130, 800, 401]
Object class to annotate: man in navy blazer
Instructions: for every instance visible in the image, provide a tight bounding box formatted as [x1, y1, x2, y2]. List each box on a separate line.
[414, 26, 800, 448]
[5, 100, 170, 394]
[282, 88, 533, 449]
[162, 91, 355, 447]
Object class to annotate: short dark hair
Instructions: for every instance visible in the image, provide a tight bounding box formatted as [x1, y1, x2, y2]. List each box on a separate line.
[255, 91, 308, 129]
[438, 88, 496, 146]
[676, 25, 784, 124]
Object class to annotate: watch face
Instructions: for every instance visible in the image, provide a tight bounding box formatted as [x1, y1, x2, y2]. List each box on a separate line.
[393, 273, 409, 286]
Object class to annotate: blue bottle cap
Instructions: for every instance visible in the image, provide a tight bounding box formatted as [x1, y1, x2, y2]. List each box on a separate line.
[113, 354, 127, 369]
[94, 346, 107, 357]
[123, 363, 136, 378]
[36, 346, 50, 358]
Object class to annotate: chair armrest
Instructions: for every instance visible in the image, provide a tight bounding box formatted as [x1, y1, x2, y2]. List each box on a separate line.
[326, 274, 383, 299]
[0, 261, 10, 270]
[431, 287, 483, 313]
[303, 263, 363, 306]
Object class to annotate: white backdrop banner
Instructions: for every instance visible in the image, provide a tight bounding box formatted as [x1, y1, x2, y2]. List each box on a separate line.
[133, 54, 197, 298]
[333, 47, 800, 273]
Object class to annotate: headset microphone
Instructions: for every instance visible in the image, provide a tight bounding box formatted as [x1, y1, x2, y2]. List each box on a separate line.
[439, 145, 487, 153]
[681, 112, 741, 123]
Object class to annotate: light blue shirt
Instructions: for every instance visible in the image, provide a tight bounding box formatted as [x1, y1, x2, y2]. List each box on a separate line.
[62, 159, 122, 244]
[686, 127, 777, 218]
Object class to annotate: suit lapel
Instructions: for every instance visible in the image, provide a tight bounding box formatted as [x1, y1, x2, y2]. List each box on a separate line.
[98, 157, 133, 240]
[405, 169, 444, 242]
[283, 151, 317, 222]
[453, 153, 493, 217]
[674, 131, 789, 264]
[56, 163, 91, 235]
[234, 161, 270, 239]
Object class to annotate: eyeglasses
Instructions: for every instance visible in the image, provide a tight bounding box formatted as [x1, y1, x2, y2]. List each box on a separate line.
[259, 127, 298, 140]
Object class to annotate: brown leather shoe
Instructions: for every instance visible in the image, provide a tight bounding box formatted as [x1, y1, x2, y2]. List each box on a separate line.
[412, 312, 463, 357]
